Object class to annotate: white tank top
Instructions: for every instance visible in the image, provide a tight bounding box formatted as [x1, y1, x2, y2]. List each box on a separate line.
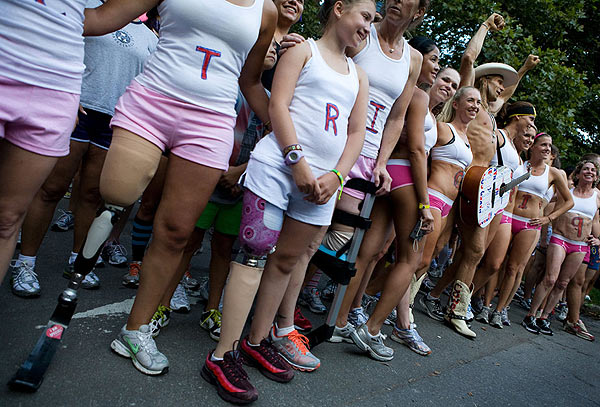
[424, 111, 438, 155]
[544, 185, 555, 203]
[569, 188, 598, 220]
[490, 129, 521, 171]
[0, 0, 86, 94]
[352, 25, 411, 159]
[430, 123, 473, 169]
[250, 39, 359, 172]
[518, 161, 550, 199]
[136, 0, 264, 118]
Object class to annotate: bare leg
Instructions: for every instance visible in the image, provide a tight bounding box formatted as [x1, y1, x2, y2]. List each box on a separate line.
[567, 262, 587, 323]
[528, 244, 566, 316]
[541, 252, 586, 319]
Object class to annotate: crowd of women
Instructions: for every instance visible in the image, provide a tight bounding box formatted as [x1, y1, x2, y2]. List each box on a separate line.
[1, 0, 598, 404]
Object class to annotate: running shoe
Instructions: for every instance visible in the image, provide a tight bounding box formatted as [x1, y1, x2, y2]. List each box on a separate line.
[170, 283, 191, 313]
[299, 287, 327, 314]
[475, 306, 490, 324]
[564, 320, 595, 341]
[419, 276, 435, 295]
[471, 295, 484, 315]
[328, 322, 355, 343]
[522, 315, 540, 334]
[350, 324, 394, 361]
[555, 301, 568, 322]
[466, 304, 474, 322]
[270, 327, 320, 371]
[501, 307, 511, 326]
[110, 324, 169, 375]
[536, 318, 553, 336]
[102, 241, 128, 267]
[390, 324, 432, 356]
[419, 295, 445, 321]
[63, 265, 100, 289]
[10, 260, 40, 297]
[348, 307, 369, 327]
[239, 337, 294, 383]
[202, 350, 258, 404]
[384, 308, 397, 326]
[182, 270, 200, 290]
[149, 304, 171, 338]
[51, 209, 74, 232]
[200, 309, 222, 341]
[196, 277, 210, 303]
[518, 297, 531, 311]
[489, 310, 503, 329]
[294, 306, 312, 331]
[122, 261, 141, 288]
[361, 293, 379, 315]
[514, 285, 525, 301]
[321, 279, 337, 302]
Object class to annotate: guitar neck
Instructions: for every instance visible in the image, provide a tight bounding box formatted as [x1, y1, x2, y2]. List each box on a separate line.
[500, 171, 531, 196]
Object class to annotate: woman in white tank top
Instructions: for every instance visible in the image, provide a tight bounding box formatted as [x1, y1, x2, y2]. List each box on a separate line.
[79, 0, 277, 380]
[525, 159, 599, 336]
[206, 1, 373, 401]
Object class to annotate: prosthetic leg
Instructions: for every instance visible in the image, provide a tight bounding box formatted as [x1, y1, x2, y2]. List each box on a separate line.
[306, 179, 378, 348]
[8, 204, 124, 392]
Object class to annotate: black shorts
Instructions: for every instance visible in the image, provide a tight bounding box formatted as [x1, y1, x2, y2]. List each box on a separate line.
[71, 109, 113, 150]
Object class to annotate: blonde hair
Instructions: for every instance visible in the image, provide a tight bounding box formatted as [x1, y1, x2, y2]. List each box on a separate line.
[437, 86, 477, 123]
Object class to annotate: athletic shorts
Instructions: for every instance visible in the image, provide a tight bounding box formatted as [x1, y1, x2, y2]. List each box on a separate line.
[387, 159, 414, 191]
[71, 109, 112, 150]
[428, 188, 454, 218]
[195, 200, 243, 236]
[111, 80, 235, 170]
[244, 158, 337, 226]
[588, 245, 600, 271]
[500, 212, 513, 224]
[0, 75, 79, 157]
[343, 154, 377, 200]
[549, 233, 589, 257]
[511, 213, 541, 235]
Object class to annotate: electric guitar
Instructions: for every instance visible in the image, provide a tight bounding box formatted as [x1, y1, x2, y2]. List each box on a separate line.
[460, 165, 531, 228]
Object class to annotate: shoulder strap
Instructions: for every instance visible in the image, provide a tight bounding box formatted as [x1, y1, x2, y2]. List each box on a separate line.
[496, 129, 504, 167]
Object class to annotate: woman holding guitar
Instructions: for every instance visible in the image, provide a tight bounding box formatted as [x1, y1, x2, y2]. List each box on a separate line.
[488, 133, 572, 328]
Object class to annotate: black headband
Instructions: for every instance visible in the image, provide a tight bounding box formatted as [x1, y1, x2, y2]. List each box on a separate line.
[507, 105, 536, 118]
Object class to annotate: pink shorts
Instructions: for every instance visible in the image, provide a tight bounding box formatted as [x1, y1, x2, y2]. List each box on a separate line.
[511, 214, 541, 235]
[343, 154, 377, 200]
[500, 212, 513, 224]
[0, 75, 79, 157]
[111, 80, 235, 170]
[428, 188, 454, 218]
[550, 233, 589, 257]
[387, 159, 414, 191]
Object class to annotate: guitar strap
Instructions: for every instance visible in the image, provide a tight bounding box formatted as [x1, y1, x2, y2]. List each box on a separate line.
[496, 128, 505, 167]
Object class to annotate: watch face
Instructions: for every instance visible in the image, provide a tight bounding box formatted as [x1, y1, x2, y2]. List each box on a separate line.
[289, 151, 299, 161]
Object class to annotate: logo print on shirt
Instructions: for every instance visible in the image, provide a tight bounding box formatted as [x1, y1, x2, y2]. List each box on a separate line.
[325, 103, 340, 136]
[196, 46, 222, 80]
[113, 30, 134, 47]
[366, 101, 385, 134]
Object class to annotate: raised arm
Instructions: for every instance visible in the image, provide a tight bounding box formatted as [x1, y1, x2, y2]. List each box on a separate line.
[239, 1, 278, 124]
[489, 54, 540, 114]
[459, 13, 505, 88]
[84, 0, 159, 36]
[372, 47, 422, 193]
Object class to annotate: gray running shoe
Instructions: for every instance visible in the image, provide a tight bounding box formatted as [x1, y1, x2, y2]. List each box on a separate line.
[489, 310, 503, 329]
[51, 209, 74, 232]
[63, 264, 100, 289]
[348, 307, 368, 327]
[149, 304, 171, 337]
[390, 324, 432, 356]
[555, 302, 568, 322]
[384, 308, 397, 326]
[361, 293, 379, 315]
[122, 261, 141, 288]
[350, 324, 394, 361]
[182, 270, 200, 290]
[471, 295, 484, 315]
[299, 287, 327, 314]
[111, 324, 169, 375]
[103, 241, 128, 267]
[328, 322, 355, 343]
[321, 279, 337, 302]
[170, 283, 191, 313]
[475, 306, 491, 324]
[270, 327, 320, 371]
[501, 307, 511, 326]
[419, 295, 445, 321]
[11, 260, 40, 297]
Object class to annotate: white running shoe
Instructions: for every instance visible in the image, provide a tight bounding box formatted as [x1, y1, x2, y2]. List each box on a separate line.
[111, 324, 169, 375]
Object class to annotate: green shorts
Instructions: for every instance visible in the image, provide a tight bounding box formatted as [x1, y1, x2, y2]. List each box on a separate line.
[195, 200, 243, 236]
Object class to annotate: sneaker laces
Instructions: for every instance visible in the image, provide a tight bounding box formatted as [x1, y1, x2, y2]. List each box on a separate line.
[173, 284, 188, 302]
[287, 330, 310, 355]
[11, 260, 38, 282]
[110, 242, 127, 257]
[203, 309, 222, 327]
[56, 209, 72, 224]
[223, 350, 249, 382]
[128, 262, 141, 276]
[138, 329, 159, 354]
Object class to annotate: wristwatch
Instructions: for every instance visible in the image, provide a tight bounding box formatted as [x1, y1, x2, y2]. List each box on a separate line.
[284, 149, 304, 166]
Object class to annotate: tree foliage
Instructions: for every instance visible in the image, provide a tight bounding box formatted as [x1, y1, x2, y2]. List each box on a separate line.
[291, 0, 599, 167]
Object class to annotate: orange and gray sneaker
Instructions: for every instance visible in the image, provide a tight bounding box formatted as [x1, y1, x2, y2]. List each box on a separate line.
[202, 350, 258, 404]
[122, 261, 141, 288]
[239, 336, 294, 382]
[270, 326, 321, 372]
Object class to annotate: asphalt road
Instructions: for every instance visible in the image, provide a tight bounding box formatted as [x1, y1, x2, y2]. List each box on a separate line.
[1, 201, 599, 406]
